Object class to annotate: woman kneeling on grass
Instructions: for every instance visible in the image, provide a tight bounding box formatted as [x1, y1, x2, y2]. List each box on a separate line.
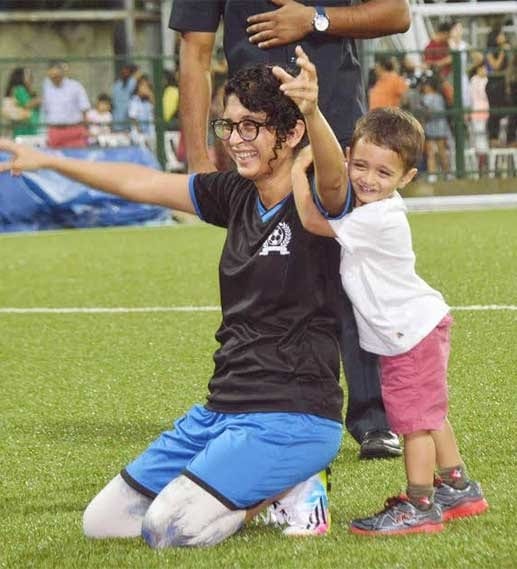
[0, 56, 351, 547]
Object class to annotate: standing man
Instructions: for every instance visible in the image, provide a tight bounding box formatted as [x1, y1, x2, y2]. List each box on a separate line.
[112, 63, 141, 132]
[42, 61, 91, 148]
[170, 0, 411, 460]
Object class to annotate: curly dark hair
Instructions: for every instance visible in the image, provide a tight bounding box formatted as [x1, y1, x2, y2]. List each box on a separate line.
[223, 64, 307, 166]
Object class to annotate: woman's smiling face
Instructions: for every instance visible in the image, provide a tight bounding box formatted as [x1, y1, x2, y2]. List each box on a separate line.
[221, 95, 283, 181]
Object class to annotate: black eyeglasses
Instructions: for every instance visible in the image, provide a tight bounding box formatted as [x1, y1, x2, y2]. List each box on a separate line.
[211, 118, 270, 142]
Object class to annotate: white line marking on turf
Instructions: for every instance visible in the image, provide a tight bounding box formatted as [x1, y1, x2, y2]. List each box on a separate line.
[0, 305, 516, 314]
[0, 306, 220, 314]
[450, 305, 517, 311]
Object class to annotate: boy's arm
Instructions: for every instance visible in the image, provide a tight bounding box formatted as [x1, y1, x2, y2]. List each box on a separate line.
[0, 138, 196, 214]
[291, 147, 335, 238]
[274, 45, 348, 215]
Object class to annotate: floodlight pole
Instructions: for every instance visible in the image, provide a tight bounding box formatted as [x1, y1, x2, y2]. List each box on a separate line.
[124, 0, 136, 56]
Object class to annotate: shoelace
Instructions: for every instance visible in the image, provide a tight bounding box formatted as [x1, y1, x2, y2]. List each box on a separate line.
[377, 495, 407, 515]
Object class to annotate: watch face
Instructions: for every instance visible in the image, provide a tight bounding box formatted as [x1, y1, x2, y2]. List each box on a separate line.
[314, 14, 329, 32]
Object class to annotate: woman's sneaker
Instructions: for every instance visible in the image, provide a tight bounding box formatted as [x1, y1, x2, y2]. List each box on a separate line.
[434, 479, 489, 521]
[350, 495, 444, 536]
[258, 470, 331, 536]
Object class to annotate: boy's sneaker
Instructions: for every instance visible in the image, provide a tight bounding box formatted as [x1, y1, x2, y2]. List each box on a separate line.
[434, 479, 489, 521]
[350, 495, 444, 536]
[259, 470, 331, 536]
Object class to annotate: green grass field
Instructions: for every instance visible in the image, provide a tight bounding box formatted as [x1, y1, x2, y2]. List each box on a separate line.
[1, 209, 516, 569]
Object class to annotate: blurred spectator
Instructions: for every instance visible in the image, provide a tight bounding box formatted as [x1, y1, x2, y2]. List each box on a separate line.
[162, 69, 179, 130]
[112, 62, 141, 132]
[368, 56, 408, 110]
[448, 20, 471, 108]
[469, 63, 490, 171]
[485, 24, 510, 145]
[86, 93, 113, 143]
[400, 57, 428, 134]
[506, 52, 517, 146]
[424, 22, 452, 77]
[128, 75, 155, 139]
[42, 61, 90, 148]
[420, 76, 451, 181]
[2, 67, 40, 137]
[424, 22, 453, 105]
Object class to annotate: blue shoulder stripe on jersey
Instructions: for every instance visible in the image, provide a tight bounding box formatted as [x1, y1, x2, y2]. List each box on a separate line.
[310, 177, 353, 220]
[257, 195, 290, 223]
[188, 173, 204, 220]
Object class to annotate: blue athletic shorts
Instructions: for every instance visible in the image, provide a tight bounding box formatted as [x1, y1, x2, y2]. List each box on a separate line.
[122, 404, 342, 510]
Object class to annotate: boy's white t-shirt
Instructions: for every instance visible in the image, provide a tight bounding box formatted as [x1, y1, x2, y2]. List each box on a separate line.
[328, 192, 449, 356]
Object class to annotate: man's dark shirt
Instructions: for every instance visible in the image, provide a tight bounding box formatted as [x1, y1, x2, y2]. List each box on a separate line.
[170, 0, 366, 147]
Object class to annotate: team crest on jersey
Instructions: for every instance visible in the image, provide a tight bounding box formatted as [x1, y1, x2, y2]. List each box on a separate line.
[259, 221, 292, 256]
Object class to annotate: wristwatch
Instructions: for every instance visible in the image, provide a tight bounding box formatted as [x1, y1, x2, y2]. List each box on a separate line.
[312, 6, 330, 33]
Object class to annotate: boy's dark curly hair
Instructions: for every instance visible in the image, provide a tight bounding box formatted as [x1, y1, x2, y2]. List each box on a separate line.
[223, 64, 307, 155]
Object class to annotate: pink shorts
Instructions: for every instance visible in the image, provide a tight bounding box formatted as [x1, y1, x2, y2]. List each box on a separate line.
[379, 314, 453, 435]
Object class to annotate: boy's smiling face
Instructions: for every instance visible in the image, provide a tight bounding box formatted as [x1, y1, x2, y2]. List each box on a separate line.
[347, 138, 417, 207]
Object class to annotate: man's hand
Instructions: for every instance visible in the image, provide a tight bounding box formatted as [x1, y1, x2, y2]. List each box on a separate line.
[247, 0, 313, 49]
[0, 138, 48, 176]
[272, 46, 318, 117]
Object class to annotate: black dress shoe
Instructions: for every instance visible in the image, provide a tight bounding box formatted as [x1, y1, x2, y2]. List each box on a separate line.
[359, 430, 402, 460]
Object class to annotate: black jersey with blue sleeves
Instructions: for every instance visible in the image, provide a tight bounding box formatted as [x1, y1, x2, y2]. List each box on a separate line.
[188, 170, 344, 422]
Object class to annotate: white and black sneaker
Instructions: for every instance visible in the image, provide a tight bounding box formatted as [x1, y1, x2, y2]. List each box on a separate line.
[259, 470, 331, 536]
[359, 430, 402, 460]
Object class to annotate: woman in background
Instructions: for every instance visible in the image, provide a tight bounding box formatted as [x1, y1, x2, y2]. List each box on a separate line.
[3, 67, 40, 137]
[485, 24, 510, 145]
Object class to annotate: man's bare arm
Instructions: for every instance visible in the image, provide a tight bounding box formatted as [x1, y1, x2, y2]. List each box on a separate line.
[247, 0, 410, 49]
[179, 31, 217, 173]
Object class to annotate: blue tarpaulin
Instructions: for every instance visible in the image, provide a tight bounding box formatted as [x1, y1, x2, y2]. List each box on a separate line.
[0, 146, 171, 233]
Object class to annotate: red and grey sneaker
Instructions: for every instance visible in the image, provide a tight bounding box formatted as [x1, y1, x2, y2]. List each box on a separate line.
[350, 495, 444, 536]
[434, 478, 489, 521]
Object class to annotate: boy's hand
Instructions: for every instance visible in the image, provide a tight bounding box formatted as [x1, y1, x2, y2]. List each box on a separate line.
[293, 144, 313, 172]
[0, 138, 48, 175]
[272, 45, 318, 116]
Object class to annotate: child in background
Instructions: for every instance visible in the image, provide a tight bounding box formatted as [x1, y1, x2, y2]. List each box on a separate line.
[274, 49, 488, 536]
[87, 93, 113, 144]
[129, 75, 155, 137]
[469, 63, 490, 172]
[420, 76, 451, 181]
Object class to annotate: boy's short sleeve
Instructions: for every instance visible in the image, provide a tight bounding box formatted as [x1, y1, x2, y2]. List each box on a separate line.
[189, 171, 249, 228]
[169, 0, 224, 32]
[328, 203, 384, 254]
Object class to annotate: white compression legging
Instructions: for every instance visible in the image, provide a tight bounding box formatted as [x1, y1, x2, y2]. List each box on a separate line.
[83, 474, 246, 548]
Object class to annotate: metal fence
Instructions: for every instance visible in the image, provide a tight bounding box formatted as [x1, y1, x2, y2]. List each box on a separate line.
[1, 48, 516, 180]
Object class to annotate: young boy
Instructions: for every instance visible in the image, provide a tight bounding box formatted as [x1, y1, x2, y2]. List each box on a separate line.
[275, 47, 488, 536]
